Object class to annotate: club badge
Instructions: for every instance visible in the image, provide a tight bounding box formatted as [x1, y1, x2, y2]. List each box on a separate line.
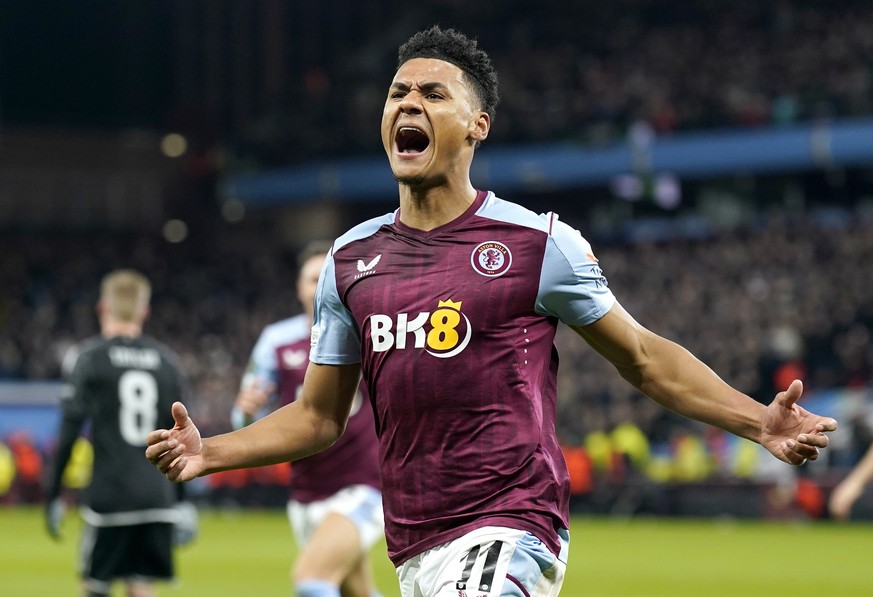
[471, 241, 512, 277]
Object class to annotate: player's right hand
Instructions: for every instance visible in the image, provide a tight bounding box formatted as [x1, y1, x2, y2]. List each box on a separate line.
[234, 382, 273, 416]
[45, 497, 65, 540]
[145, 402, 205, 482]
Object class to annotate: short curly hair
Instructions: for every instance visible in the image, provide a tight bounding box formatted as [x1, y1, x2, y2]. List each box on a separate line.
[397, 25, 500, 120]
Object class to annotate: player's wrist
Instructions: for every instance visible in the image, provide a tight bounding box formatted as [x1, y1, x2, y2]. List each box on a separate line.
[198, 436, 221, 477]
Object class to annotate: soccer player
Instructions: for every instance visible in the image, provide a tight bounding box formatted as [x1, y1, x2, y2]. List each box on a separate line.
[829, 442, 873, 520]
[146, 26, 838, 596]
[231, 241, 383, 597]
[47, 269, 196, 597]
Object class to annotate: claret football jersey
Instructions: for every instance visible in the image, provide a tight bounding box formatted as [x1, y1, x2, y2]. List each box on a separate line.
[311, 190, 615, 565]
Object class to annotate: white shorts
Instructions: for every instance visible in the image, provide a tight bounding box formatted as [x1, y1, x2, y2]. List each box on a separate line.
[286, 484, 384, 551]
[397, 526, 569, 597]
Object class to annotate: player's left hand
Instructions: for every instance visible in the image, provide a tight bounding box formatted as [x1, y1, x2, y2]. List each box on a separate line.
[45, 497, 66, 540]
[760, 379, 837, 465]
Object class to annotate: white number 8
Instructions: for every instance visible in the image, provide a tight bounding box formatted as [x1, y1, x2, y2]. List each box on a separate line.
[118, 370, 159, 446]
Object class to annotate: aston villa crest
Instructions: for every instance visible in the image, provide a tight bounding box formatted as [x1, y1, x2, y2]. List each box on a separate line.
[471, 241, 512, 277]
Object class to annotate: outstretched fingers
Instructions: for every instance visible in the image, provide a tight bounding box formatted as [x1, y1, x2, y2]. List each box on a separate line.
[781, 423, 836, 464]
[144, 402, 204, 481]
[813, 417, 839, 434]
[162, 453, 190, 482]
[172, 401, 190, 428]
[144, 431, 185, 474]
[798, 429, 832, 449]
[144, 429, 170, 461]
[774, 379, 804, 409]
[778, 437, 819, 465]
[767, 379, 838, 466]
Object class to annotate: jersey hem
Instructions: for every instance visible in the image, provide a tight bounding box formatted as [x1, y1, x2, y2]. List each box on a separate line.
[80, 506, 180, 527]
[388, 515, 564, 567]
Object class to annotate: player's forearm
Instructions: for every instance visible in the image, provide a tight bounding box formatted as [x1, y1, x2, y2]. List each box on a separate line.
[621, 332, 765, 443]
[842, 444, 873, 488]
[47, 416, 83, 499]
[200, 401, 342, 475]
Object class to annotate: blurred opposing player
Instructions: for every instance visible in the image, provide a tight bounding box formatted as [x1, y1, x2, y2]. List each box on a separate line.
[46, 269, 197, 597]
[147, 26, 837, 596]
[231, 241, 383, 597]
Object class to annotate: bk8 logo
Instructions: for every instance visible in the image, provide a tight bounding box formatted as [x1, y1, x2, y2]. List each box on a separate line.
[369, 299, 472, 358]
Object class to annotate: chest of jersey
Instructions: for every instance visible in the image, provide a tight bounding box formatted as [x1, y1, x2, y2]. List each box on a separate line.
[333, 220, 550, 360]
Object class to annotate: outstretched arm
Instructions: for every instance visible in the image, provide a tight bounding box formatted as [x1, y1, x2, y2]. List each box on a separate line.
[572, 302, 836, 465]
[145, 362, 361, 482]
[829, 443, 873, 520]
[45, 412, 83, 540]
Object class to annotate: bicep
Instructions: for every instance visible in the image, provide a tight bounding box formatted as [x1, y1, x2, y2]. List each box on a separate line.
[232, 362, 363, 463]
[570, 301, 654, 373]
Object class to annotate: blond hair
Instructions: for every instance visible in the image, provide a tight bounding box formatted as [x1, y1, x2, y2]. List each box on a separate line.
[100, 269, 151, 323]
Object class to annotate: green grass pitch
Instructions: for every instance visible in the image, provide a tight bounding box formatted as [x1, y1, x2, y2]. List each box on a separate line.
[2, 506, 871, 596]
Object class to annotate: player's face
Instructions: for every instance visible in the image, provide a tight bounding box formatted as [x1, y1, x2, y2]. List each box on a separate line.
[297, 254, 325, 319]
[382, 58, 489, 187]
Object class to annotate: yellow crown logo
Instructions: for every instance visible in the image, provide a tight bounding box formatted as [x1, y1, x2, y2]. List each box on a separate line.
[437, 298, 462, 310]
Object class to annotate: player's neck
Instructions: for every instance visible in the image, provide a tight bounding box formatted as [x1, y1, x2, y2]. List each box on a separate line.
[101, 319, 143, 339]
[397, 180, 477, 231]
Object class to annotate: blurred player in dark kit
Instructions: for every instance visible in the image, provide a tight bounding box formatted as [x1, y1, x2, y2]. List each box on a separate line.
[232, 241, 383, 597]
[147, 26, 837, 596]
[47, 269, 196, 597]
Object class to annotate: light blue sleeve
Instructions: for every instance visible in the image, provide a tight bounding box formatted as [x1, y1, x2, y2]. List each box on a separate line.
[310, 253, 361, 365]
[242, 328, 279, 388]
[535, 214, 615, 326]
[233, 326, 280, 429]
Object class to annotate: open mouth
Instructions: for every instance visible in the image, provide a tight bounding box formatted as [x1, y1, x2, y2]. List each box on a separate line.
[395, 126, 430, 154]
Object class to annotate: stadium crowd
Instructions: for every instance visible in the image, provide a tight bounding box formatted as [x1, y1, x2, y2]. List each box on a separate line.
[553, 209, 873, 442]
[239, 0, 873, 165]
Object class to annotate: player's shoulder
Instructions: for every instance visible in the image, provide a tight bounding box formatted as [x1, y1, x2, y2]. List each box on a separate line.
[76, 335, 110, 354]
[137, 335, 185, 371]
[61, 335, 106, 375]
[331, 210, 397, 254]
[476, 191, 556, 235]
[480, 192, 598, 261]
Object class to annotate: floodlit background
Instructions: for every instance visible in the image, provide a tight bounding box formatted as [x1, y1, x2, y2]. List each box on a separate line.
[1, 1, 873, 595]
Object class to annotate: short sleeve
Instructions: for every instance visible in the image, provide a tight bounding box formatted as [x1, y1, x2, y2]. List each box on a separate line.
[241, 328, 279, 389]
[535, 215, 615, 326]
[310, 252, 362, 364]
